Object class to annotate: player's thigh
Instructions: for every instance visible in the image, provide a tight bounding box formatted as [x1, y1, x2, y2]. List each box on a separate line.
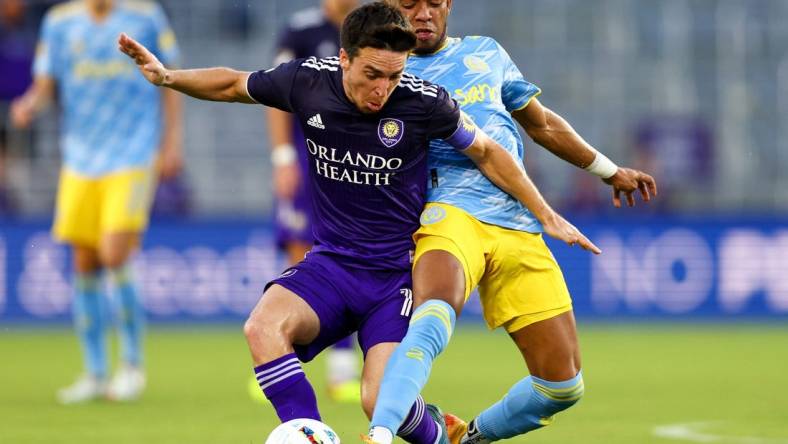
[247, 284, 321, 349]
[100, 167, 155, 236]
[478, 229, 573, 331]
[52, 168, 102, 248]
[509, 310, 581, 381]
[258, 253, 357, 363]
[72, 244, 101, 274]
[99, 231, 141, 269]
[359, 341, 398, 418]
[413, 250, 465, 313]
[413, 203, 486, 311]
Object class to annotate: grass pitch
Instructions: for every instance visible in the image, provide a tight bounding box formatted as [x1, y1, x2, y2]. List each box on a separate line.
[1, 323, 786, 443]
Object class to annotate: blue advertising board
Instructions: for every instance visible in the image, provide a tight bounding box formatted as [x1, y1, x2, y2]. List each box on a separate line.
[1, 216, 786, 322]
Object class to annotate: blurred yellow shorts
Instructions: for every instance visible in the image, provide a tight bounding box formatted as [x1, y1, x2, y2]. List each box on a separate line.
[52, 167, 155, 248]
[413, 202, 572, 333]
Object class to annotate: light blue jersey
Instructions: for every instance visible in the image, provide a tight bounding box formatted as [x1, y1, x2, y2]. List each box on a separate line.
[34, 0, 178, 176]
[406, 36, 542, 232]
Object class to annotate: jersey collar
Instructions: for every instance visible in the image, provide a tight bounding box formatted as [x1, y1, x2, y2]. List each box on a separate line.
[410, 37, 460, 58]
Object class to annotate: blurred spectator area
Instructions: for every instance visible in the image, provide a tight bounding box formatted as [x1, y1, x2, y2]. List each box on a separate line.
[3, 0, 788, 217]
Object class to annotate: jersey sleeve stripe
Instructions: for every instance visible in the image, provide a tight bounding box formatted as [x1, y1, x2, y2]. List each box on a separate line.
[244, 72, 261, 104]
[510, 88, 542, 112]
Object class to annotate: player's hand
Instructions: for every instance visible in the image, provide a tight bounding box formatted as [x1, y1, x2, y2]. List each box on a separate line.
[603, 167, 657, 208]
[118, 32, 168, 86]
[10, 97, 35, 129]
[274, 164, 301, 200]
[157, 141, 183, 180]
[540, 211, 601, 254]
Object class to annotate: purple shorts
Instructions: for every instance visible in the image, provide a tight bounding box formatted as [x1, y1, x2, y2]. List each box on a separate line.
[266, 252, 412, 362]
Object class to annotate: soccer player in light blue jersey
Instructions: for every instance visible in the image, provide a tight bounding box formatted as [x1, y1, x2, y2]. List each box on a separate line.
[367, 1, 658, 444]
[11, 0, 181, 404]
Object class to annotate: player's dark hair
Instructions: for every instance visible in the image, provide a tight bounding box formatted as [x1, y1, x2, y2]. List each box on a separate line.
[340, 1, 417, 59]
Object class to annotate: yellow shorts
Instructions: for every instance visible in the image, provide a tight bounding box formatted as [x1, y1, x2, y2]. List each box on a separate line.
[413, 203, 572, 332]
[52, 167, 156, 248]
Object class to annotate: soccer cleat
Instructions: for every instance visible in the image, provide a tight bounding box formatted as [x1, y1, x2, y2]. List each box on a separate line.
[106, 365, 146, 402]
[443, 412, 469, 444]
[328, 379, 361, 403]
[426, 404, 451, 444]
[461, 419, 491, 444]
[360, 434, 383, 444]
[57, 375, 107, 404]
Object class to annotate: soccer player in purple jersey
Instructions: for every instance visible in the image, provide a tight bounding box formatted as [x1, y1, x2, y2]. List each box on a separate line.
[119, 3, 597, 443]
[265, 0, 362, 404]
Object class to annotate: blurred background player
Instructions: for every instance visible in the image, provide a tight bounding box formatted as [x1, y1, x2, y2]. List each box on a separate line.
[368, 1, 657, 443]
[265, 0, 361, 403]
[10, 0, 181, 404]
[0, 0, 39, 216]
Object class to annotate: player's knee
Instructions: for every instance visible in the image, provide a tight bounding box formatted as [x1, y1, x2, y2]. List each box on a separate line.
[99, 249, 129, 269]
[243, 314, 285, 350]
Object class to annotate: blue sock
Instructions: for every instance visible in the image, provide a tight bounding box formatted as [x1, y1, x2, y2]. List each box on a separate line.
[473, 372, 584, 441]
[73, 272, 108, 378]
[110, 265, 144, 367]
[370, 300, 456, 434]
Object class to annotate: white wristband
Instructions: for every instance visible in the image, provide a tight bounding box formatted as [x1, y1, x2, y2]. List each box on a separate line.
[584, 150, 618, 179]
[271, 143, 297, 167]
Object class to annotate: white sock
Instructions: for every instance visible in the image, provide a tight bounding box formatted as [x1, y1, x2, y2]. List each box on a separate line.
[369, 426, 394, 444]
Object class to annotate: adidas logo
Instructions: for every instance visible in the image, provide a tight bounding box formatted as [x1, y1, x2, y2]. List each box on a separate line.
[307, 113, 325, 129]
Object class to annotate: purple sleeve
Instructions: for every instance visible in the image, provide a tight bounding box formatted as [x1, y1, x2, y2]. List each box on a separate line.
[246, 59, 301, 112]
[427, 87, 478, 151]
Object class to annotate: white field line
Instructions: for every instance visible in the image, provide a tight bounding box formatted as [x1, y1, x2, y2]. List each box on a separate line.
[653, 422, 788, 444]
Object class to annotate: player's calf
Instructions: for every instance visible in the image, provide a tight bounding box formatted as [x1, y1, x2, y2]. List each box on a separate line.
[461, 372, 584, 444]
[243, 285, 322, 422]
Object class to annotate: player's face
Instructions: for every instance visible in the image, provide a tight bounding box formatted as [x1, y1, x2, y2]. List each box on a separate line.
[396, 0, 452, 55]
[86, 0, 113, 12]
[340, 47, 407, 114]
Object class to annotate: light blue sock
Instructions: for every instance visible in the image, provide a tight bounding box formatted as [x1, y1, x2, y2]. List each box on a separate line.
[370, 300, 456, 435]
[474, 372, 584, 441]
[73, 273, 108, 378]
[110, 265, 144, 367]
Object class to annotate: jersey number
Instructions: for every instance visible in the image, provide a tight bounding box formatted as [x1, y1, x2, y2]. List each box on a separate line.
[400, 288, 413, 317]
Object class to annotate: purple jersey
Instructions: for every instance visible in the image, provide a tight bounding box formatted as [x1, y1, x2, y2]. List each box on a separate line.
[247, 57, 476, 270]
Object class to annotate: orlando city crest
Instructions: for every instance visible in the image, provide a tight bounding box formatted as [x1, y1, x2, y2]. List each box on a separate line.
[378, 118, 404, 148]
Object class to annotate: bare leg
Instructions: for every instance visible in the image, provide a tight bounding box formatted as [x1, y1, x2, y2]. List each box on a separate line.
[243, 284, 323, 421]
[463, 311, 584, 443]
[509, 310, 581, 381]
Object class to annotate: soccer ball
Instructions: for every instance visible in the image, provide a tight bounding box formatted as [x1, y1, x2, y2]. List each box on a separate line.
[265, 418, 341, 444]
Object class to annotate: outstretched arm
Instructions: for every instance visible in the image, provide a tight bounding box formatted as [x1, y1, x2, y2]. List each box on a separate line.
[10, 76, 56, 128]
[118, 33, 255, 104]
[463, 129, 601, 254]
[512, 98, 657, 207]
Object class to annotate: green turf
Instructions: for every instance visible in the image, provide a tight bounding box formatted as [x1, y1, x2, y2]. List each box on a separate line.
[1, 324, 787, 443]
